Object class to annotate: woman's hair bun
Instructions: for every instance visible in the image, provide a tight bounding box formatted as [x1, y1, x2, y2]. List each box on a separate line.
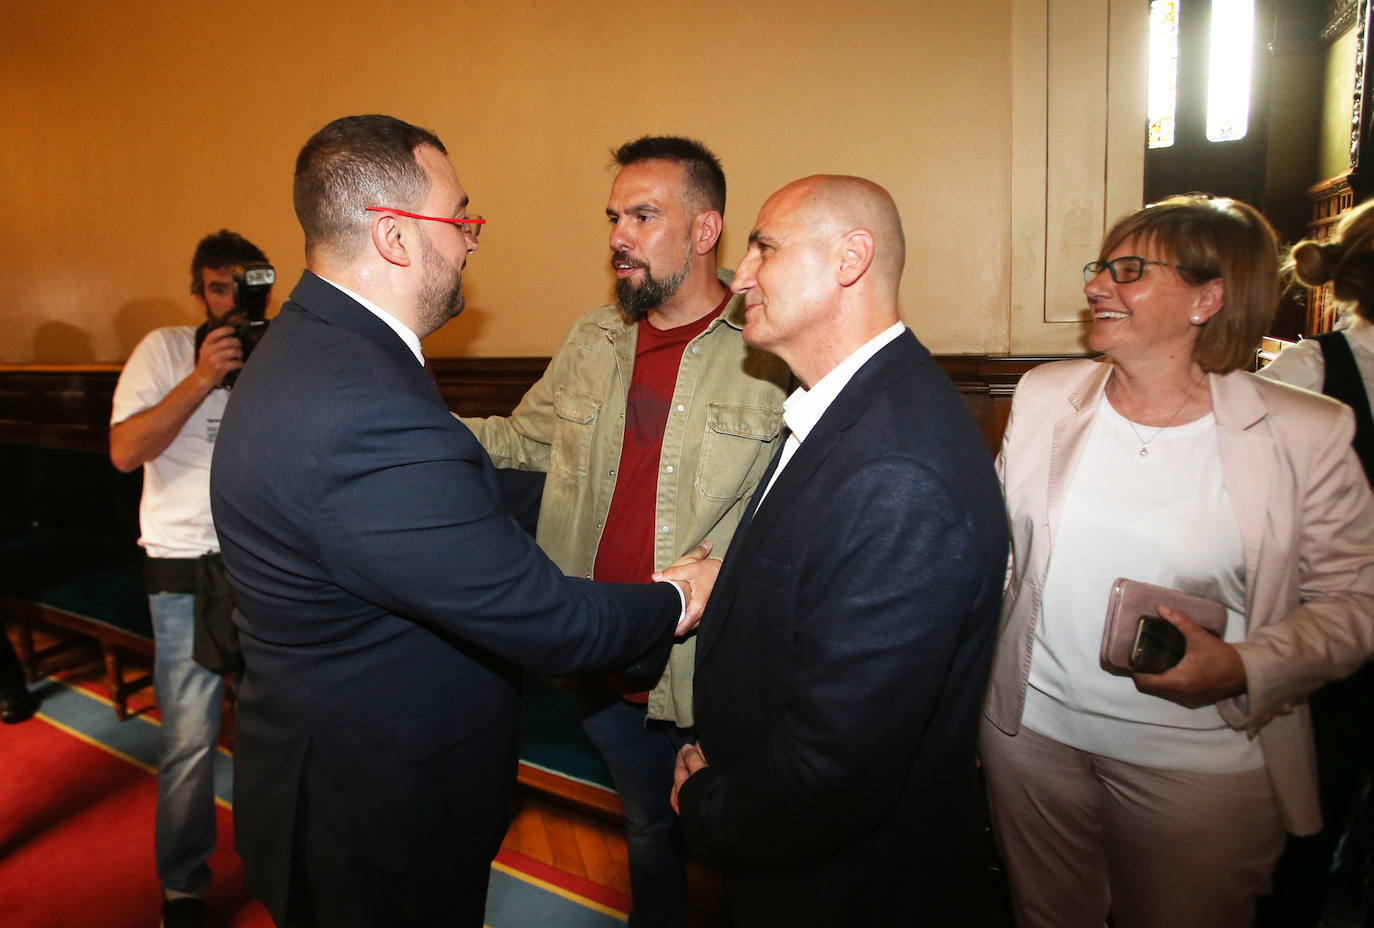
[1289, 240, 1335, 288]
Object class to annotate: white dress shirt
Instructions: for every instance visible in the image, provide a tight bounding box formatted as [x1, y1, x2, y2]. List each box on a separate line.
[757, 322, 906, 507]
[318, 275, 426, 366]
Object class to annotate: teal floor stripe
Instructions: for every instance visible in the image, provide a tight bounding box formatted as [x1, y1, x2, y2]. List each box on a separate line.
[485, 868, 625, 927]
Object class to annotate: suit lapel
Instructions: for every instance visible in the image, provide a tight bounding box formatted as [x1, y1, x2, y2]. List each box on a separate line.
[694, 332, 920, 668]
[736, 433, 788, 533]
[694, 438, 784, 667]
[749, 332, 920, 539]
[1210, 371, 1273, 609]
[288, 271, 441, 405]
[1045, 362, 1112, 551]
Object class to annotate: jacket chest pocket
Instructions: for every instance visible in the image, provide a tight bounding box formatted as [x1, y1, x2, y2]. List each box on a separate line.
[551, 387, 602, 479]
[696, 403, 783, 501]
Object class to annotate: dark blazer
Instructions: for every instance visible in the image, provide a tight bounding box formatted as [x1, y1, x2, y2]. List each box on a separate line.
[676, 330, 1008, 925]
[210, 272, 678, 928]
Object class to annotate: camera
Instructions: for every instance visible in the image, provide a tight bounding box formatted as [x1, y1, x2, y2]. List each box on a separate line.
[194, 262, 275, 389]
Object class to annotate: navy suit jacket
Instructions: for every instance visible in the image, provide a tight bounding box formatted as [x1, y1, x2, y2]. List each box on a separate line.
[210, 272, 677, 926]
[677, 330, 1008, 925]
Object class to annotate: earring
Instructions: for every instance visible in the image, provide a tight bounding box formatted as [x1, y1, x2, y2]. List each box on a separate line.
[1190, 314, 1204, 324]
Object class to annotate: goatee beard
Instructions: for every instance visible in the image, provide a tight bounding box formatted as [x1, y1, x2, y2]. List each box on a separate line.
[614, 248, 691, 321]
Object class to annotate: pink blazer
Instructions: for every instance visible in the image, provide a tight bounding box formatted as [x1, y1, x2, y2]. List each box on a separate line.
[983, 358, 1374, 834]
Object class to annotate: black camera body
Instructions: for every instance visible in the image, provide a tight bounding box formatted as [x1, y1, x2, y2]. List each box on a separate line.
[194, 262, 275, 389]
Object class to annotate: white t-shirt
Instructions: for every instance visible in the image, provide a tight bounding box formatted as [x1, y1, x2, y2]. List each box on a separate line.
[1022, 393, 1262, 772]
[110, 326, 227, 559]
[1260, 314, 1374, 401]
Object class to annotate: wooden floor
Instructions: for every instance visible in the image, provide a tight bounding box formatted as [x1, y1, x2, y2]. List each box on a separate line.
[10, 625, 724, 925]
[504, 793, 723, 925]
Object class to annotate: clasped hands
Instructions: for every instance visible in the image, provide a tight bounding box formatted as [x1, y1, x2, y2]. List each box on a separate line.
[1131, 604, 1248, 709]
[655, 540, 722, 636]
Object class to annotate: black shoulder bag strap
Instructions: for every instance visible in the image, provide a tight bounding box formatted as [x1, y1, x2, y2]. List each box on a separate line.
[1316, 331, 1374, 486]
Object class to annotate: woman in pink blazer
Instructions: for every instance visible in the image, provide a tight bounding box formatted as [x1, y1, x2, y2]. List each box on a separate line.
[980, 195, 1374, 928]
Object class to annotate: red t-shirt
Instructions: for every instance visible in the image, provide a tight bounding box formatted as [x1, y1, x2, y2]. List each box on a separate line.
[593, 296, 727, 698]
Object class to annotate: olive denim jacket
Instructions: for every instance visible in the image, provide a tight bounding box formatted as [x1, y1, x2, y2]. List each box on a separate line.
[462, 275, 790, 725]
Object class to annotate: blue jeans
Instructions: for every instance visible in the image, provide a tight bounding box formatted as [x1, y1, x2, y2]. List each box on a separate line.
[150, 592, 224, 895]
[579, 685, 691, 928]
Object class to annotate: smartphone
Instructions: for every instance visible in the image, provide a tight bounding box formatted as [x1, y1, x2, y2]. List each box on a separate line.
[1129, 616, 1187, 674]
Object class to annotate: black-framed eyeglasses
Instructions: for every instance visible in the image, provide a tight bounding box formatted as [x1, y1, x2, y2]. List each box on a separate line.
[1082, 256, 1207, 284]
[365, 206, 485, 240]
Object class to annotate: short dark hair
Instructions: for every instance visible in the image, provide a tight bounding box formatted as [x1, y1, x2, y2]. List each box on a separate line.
[293, 115, 447, 261]
[612, 136, 725, 216]
[190, 229, 268, 295]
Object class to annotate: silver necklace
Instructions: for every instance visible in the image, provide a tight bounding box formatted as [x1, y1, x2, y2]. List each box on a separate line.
[1123, 391, 1193, 458]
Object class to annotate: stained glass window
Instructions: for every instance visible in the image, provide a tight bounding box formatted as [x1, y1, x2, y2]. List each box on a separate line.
[1148, 0, 1179, 149]
[1206, 0, 1254, 142]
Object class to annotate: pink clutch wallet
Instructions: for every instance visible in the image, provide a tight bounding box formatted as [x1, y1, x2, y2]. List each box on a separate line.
[1100, 577, 1228, 675]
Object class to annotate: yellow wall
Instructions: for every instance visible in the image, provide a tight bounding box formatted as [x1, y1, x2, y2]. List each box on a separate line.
[1317, 26, 1357, 185]
[1, 0, 1012, 363]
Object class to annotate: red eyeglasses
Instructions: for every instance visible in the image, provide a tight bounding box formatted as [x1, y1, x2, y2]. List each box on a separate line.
[365, 207, 486, 239]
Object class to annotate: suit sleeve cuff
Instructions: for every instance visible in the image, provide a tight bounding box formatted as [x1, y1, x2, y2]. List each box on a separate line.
[664, 580, 687, 624]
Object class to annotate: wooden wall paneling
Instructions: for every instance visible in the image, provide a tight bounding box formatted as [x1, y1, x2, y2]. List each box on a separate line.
[1009, 0, 1147, 355]
[1044, 0, 1111, 325]
[1305, 172, 1357, 334]
[1298, 2, 1374, 336]
[427, 357, 550, 418]
[0, 357, 1046, 456]
[0, 366, 122, 454]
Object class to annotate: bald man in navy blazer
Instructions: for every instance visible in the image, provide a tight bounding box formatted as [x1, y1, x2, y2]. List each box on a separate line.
[671, 176, 1008, 926]
[211, 116, 705, 928]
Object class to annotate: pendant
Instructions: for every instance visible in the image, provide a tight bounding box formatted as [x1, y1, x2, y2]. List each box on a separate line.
[1139, 447, 1149, 458]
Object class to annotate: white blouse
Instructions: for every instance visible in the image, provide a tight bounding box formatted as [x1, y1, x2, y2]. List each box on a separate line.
[1261, 314, 1374, 403]
[1022, 393, 1262, 773]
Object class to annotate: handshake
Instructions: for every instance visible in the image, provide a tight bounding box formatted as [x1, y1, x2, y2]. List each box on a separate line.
[654, 540, 722, 637]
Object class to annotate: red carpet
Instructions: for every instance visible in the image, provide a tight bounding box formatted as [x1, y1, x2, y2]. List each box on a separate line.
[0, 677, 636, 928]
[0, 712, 269, 928]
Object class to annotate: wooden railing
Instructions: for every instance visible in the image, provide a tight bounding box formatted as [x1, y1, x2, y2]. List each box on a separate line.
[0, 355, 1056, 458]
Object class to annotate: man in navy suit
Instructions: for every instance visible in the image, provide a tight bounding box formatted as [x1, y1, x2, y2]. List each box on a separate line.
[210, 115, 710, 928]
[670, 176, 1008, 925]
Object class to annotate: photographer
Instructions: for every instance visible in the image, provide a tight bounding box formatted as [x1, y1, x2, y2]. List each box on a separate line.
[109, 229, 272, 928]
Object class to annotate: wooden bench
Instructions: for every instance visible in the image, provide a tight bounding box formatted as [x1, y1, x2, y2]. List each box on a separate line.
[0, 426, 156, 719]
[4, 596, 153, 721]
